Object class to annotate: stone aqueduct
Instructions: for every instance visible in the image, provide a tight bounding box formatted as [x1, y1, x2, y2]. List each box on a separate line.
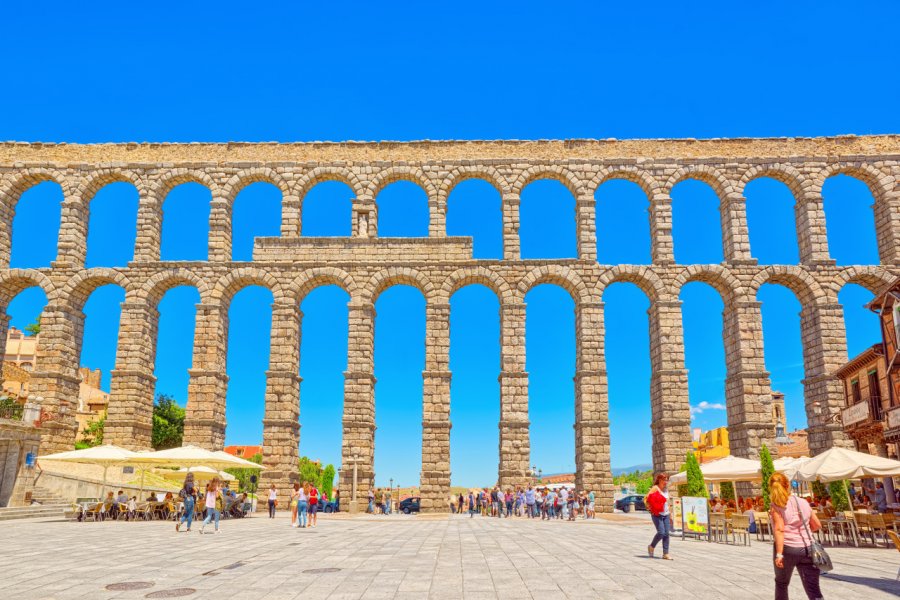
[1, 136, 899, 513]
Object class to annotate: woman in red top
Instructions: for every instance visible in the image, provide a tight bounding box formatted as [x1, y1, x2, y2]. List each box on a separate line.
[308, 484, 319, 528]
[644, 472, 673, 560]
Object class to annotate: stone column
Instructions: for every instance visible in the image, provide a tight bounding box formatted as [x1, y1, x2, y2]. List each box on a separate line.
[29, 304, 81, 453]
[105, 302, 159, 450]
[0, 180, 16, 268]
[429, 195, 446, 238]
[649, 192, 675, 265]
[208, 197, 231, 262]
[720, 193, 755, 265]
[55, 196, 88, 267]
[574, 301, 613, 512]
[502, 193, 520, 261]
[421, 302, 451, 513]
[499, 300, 529, 489]
[340, 302, 376, 512]
[801, 301, 852, 453]
[576, 195, 597, 261]
[134, 189, 162, 262]
[0, 314, 10, 372]
[648, 300, 692, 475]
[874, 189, 900, 265]
[722, 298, 774, 461]
[282, 193, 301, 237]
[260, 301, 301, 505]
[795, 191, 833, 265]
[184, 303, 229, 449]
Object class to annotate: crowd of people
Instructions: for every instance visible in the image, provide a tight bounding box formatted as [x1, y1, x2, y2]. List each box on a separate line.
[452, 485, 597, 520]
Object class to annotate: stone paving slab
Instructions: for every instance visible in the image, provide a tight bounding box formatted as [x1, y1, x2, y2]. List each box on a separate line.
[2, 513, 898, 599]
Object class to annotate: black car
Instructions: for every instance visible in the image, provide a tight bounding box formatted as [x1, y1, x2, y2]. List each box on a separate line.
[398, 497, 420, 514]
[615, 495, 647, 513]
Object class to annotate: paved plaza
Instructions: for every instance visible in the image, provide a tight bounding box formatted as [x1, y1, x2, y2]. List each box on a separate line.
[2, 513, 898, 600]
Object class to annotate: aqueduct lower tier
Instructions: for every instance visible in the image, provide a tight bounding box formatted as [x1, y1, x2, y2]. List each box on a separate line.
[2, 136, 899, 513]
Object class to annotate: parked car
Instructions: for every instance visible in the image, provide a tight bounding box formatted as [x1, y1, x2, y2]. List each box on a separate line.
[398, 497, 420, 514]
[615, 495, 647, 513]
[316, 498, 336, 513]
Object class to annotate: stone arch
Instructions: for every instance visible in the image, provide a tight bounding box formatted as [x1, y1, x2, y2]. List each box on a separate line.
[810, 163, 894, 203]
[672, 265, 744, 303]
[222, 168, 290, 204]
[150, 168, 220, 200]
[56, 268, 132, 309]
[363, 267, 436, 305]
[748, 266, 826, 307]
[367, 166, 439, 200]
[0, 168, 73, 206]
[439, 266, 513, 305]
[664, 165, 734, 200]
[596, 265, 666, 303]
[736, 163, 806, 198]
[511, 165, 585, 197]
[587, 167, 659, 198]
[0, 269, 54, 309]
[292, 166, 364, 202]
[139, 268, 213, 306]
[78, 169, 147, 203]
[439, 166, 511, 199]
[829, 266, 895, 298]
[517, 265, 590, 305]
[293, 267, 358, 303]
[211, 267, 286, 306]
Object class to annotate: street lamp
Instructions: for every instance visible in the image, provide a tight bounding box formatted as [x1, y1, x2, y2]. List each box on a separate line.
[773, 423, 793, 445]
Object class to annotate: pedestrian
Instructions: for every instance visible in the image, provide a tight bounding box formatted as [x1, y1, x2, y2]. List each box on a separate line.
[334, 489, 341, 513]
[267, 483, 277, 519]
[587, 490, 595, 519]
[176, 471, 196, 532]
[525, 485, 535, 518]
[368, 487, 375, 513]
[769, 472, 824, 600]
[199, 478, 223, 534]
[308, 482, 319, 528]
[468, 489, 476, 517]
[645, 472, 673, 560]
[505, 489, 513, 517]
[297, 482, 309, 529]
[290, 482, 300, 527]
[874, 482, 887, 513]
[458, 493, 465, 515]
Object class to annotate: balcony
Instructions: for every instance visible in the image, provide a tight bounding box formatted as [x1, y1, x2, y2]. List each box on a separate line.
[841, 395, 884, 431]
[0, 402, 24, 421]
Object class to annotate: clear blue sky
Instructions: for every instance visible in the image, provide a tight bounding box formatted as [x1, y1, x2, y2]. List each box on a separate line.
[2, 2, 898, 487]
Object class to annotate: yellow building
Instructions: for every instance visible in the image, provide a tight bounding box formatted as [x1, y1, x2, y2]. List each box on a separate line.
[692, 392, 789, 463]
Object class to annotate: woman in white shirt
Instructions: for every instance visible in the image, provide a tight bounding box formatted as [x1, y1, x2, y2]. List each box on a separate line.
[267, 484, 277, 519]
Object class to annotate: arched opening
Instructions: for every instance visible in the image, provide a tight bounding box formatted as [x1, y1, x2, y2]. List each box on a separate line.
[301, 181, 354, 237]
[2, 286, 48, 399]
[160, 183, 211, 261]
[446, 179, 503, 259]
[744, 178, 800, 265]
[758, 284, 807, 434]
[224, 286, 273, 445]
[231, 182, 282, 261]
[299, 285, 349, 471]
[374, 285, 425, 488]
[519, 180, 577, 259]
[603, 283, 652, 473]
[79, 285, 126, 392]
[152, 286, 200, 409]
[85, 182, 139, 267]
[595, 180, 651, 265]
[680, 283, 728, 436]
[671, 179, 723, 264]
[525, 284, 575, 477]
[838, 283, 879, 358]
[10, 181, 63, 268]
[449, 284, 500, 488]
[376, 181, 429, 237]
[823, 175, 879, 265]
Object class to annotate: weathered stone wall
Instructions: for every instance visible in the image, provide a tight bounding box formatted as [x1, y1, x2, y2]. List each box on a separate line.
[0, 135, 897, 513]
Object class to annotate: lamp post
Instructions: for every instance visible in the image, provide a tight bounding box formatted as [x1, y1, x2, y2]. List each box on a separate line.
[346, 454, 360, 514]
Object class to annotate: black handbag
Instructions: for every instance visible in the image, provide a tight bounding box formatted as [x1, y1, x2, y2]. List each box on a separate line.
[794, 496, 833, 573]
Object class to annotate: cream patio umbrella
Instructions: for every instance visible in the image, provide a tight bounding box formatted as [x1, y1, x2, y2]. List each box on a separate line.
[795, 447, 900, 483]
[773, 456, 811, 481]
[131, 445, 266, 470]
[157, 466, 236, 484]
[670, 455, 762, 484]
[38, 444, 139, 498]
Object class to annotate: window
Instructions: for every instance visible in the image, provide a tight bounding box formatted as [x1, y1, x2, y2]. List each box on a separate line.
[850, 379, 861, 405]
[868, 370, 882, 420]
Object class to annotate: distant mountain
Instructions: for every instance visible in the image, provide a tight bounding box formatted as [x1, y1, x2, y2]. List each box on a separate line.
[611, 464, 653, 477]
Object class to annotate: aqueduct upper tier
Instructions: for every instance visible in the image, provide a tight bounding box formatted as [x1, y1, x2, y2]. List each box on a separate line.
[1, 135, 898, 513]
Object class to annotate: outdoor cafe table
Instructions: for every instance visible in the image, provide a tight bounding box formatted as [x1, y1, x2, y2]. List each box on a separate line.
[818, 515, 860, 547]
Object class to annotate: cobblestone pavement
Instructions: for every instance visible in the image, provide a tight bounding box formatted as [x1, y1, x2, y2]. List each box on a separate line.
[2, 513, 898, 599]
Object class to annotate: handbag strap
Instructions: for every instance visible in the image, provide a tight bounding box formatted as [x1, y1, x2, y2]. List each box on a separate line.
[793, 496, 815, 546]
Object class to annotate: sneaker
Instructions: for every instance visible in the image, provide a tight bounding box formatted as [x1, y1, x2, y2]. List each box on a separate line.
[662, 555, 673, 561]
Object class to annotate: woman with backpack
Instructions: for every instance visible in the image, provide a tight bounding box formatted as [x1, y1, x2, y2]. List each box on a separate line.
[175, 471, 196, 532]
[645, 472, 673, 560]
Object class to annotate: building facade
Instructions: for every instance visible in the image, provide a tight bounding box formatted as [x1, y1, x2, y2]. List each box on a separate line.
[0, 137, 897, 512]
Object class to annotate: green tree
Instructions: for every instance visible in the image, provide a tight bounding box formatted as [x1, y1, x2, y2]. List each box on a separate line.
[828, 481, 851, 511]
[74, 411, 106, 449]
[321, 463, 336, 500]
[225, 453, 263, 492]
[152, 394, 185, 450]
[760, 444, 775, 510]
[612, 469, 653, 495]
[720, 481, 735, 501]
[811, 480, 829, 500]
[681, 452, 708, 498]
[298, 456, 323, 488]
[24, 316, 40, 336]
